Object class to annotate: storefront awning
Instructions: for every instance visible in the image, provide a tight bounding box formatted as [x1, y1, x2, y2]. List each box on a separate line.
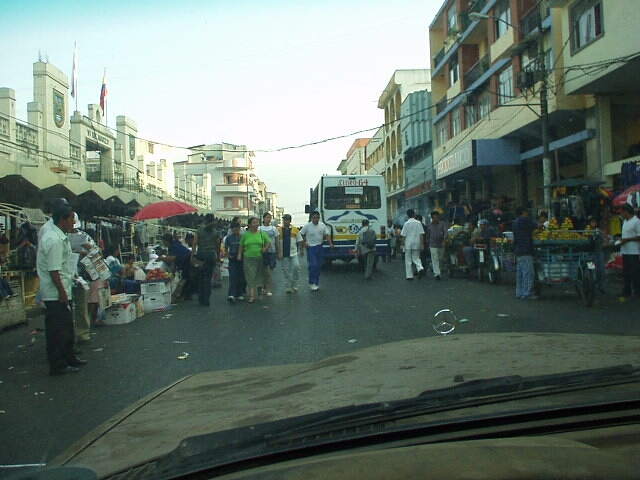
[435, 139, 520, 180]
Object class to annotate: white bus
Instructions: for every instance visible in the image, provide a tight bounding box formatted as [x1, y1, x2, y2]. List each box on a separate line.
[305, 175, 388, 264]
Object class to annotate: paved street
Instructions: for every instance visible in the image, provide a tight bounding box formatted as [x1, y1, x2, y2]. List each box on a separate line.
[1, 256, 638, 470]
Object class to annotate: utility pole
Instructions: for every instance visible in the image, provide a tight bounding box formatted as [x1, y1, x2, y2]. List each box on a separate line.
[538, 5, 552, 208]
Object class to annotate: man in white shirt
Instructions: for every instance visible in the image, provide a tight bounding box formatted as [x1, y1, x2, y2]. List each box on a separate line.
[37, 202, 86, 375]
[300, 211, 333, 291]
[619, 204, 640, 298]
[400, 209, 425, 280]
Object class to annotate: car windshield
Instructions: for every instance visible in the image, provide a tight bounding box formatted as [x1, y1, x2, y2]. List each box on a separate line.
[1, 1, 640, 479]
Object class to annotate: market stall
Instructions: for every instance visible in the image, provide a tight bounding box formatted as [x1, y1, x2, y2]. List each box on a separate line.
[532, 217, 596, 306]
[0, 203, 46, 328]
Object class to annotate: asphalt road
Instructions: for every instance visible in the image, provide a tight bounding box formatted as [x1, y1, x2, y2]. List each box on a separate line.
[1, 256, 638, 470]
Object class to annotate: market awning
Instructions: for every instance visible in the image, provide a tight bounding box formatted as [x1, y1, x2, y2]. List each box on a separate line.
[541, 177, 605, 188]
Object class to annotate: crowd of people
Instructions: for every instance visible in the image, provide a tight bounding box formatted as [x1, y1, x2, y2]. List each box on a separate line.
[26, 194, 640, 376]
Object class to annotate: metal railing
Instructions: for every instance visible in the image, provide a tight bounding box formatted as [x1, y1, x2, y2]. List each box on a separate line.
[464, 53, 490, 87]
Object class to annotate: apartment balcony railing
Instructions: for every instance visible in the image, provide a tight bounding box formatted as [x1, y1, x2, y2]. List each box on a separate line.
[520, 2, 549, 37]
[433, 46, 445, 69]
[464, 53, 490, 87]
[216, 183, 249, 194]
[436, 96, 448, 115]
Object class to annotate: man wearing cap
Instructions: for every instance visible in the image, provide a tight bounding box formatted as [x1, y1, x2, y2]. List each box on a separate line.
[463, 219, 496, 268]
[37, 202, 86, 375]
[619, 204, 640, 298]
[277, 214, 303, 292]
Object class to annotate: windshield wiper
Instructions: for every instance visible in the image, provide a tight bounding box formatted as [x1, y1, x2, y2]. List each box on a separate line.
[150, 364, 638, 479]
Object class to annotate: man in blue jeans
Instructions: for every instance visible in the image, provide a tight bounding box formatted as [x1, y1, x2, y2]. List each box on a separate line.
[300, 211, 333, 291]
[512, 206, 541, 300]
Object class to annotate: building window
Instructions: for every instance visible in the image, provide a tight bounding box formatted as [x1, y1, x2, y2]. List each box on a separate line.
[447, 3, 457, 33]
[497, 64, 514, 105]
[451, 109, 461, 137]
[436, 120, 449, 146]
[478, 95, 491, 119]
[571, 0, 603, 53]
[224, 197, 233, 209]
[494, 0, 511, 38]
[464, 104, 476, 129]
[147, 142, 154, 154]
[449, 54, 460, 86]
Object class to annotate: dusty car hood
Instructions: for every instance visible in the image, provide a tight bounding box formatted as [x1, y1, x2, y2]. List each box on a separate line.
[51, 333, 640, 478]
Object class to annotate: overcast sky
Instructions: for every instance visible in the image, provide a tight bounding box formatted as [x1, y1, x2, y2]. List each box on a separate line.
[1, 0, 441, 222]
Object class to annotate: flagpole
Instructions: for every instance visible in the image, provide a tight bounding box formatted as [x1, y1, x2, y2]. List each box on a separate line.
[71, 41, 78, 112]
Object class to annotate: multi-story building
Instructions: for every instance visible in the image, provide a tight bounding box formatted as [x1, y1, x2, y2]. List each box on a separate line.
[0, 61, 275, 220]
[429, 0, 597, 212]
[401, 89, 435, 215]
[550, 0, 640, 190]
[376, 69, 431, 220]
[181, 143, 267, 220]
[338, 138, 371, 175]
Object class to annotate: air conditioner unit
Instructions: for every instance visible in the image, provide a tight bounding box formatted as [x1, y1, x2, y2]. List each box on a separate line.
[516, 71, 535, 89]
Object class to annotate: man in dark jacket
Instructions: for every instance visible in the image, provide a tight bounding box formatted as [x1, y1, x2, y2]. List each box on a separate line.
[192, 214, 222, 306]
[512, 206, 540, 300]
[160, 233, 192, 302]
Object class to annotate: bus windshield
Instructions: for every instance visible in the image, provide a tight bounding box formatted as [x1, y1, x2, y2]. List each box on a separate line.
[323, 186, 382, 210]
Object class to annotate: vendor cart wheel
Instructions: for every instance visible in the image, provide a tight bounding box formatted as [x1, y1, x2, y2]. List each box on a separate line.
[575, 264, 595, 307]
[488, 260, 501, 284]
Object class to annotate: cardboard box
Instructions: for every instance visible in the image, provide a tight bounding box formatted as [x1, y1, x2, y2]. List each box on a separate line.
[140, 280, 171, 295]
[98, 286, 112, 309]
[104, 302, 137, 325]
[0, 291, 26, 330]
[145, 260, 170, 272]
[143, 290, 171, 312]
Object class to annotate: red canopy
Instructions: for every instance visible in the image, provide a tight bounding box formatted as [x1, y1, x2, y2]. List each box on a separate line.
[132, 200, 197, 221]
[612, 184, 640, 207]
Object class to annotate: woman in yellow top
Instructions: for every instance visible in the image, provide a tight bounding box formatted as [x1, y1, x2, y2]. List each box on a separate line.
[238, 217, 271, 303]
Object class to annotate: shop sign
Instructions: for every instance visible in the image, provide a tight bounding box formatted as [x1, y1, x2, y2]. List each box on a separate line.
[85, 127, 111, 147]
[405, 181, 433, 199]
[436, 141, 473, 179]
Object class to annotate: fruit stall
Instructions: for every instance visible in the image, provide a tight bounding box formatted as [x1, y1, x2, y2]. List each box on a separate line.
[533, 216, 596, 306]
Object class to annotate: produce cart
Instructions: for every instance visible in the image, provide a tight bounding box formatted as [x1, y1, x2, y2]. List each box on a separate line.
[488, 237, 517, 284]
[533, 231, 595, 306]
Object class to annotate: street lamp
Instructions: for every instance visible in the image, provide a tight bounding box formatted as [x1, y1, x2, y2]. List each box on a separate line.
[469, 10, 552, 208]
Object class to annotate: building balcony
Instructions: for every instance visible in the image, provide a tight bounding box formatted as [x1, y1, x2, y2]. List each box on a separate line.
[215, 183, 251, 194]
[464, 54, 490, 88]
[436, 96, 448, 115]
